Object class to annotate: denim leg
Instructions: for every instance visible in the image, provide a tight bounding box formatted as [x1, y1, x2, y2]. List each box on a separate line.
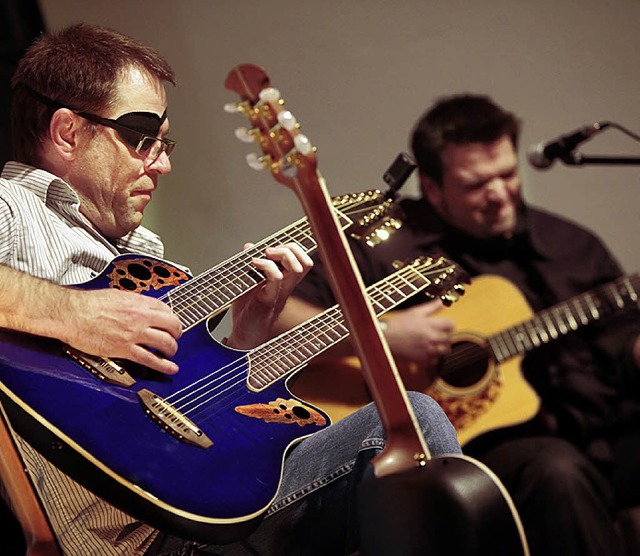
[171, 392, 461, 556]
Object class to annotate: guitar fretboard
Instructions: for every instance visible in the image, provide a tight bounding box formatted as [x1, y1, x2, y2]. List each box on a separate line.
[489, 273, 640, 362]
[159, 192, 382, 330]
[246, 258, 460, 389]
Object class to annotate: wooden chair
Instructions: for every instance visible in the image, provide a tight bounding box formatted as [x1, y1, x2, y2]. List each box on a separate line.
[0, 404, 61, 556]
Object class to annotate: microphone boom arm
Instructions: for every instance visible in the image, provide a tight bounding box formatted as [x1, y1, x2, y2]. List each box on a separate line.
[562, 152, 640, 166]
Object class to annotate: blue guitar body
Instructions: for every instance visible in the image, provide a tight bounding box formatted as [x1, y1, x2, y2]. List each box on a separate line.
[0, 254, 330, 543]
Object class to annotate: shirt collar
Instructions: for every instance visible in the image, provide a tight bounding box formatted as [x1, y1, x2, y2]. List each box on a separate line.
[2, 161, 163, 257]
[2, 161, 80, 207]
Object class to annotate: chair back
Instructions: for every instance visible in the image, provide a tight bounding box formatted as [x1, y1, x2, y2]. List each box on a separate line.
[0, 403, 61, 556]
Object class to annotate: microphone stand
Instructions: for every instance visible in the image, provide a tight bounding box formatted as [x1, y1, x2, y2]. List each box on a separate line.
[563, 152, 640, 166]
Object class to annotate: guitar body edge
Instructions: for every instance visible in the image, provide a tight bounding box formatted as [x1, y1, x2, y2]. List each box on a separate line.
[357, 453, 529, 556]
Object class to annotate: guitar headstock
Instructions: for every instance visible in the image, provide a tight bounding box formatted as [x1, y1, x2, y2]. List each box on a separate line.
[394, 256, 470, 307]
[224, 63, 318, 193]
[225, 63, 406, 247]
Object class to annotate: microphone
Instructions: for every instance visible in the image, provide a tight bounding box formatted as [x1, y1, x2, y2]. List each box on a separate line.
[527, 122, 609, 169]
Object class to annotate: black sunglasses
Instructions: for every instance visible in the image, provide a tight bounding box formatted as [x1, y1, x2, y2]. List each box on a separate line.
[74, 109, 176, 160]
[23, 85, 176, 160]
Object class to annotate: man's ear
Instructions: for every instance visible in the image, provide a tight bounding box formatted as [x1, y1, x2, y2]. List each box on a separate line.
[420, 174, 444, 211]
[48, 109, 83, 160]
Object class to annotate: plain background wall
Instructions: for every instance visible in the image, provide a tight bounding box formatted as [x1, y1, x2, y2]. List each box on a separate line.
[38, 0, 640, 280]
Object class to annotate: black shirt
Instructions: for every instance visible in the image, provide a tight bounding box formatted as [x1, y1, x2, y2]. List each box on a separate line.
[294, 198, 640, 460]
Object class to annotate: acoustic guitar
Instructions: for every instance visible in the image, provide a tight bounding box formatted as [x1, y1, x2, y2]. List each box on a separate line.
[226, 62, 529, 555]
[0, 192, 400, 544]
[292, 272, 640, 446]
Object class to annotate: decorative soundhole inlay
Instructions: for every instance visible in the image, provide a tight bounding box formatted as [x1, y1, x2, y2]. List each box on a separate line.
[428, 372, 502, 432]
[235, 398, 327, 427]
[107, 258, 189, 293]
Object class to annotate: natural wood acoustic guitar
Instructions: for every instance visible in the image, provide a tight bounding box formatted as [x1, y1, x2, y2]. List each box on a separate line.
[292, 272, 640, 445]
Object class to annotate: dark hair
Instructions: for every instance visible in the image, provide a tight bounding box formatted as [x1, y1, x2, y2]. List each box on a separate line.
[410, 94, 521, 185]
[11, 23, 176, 165]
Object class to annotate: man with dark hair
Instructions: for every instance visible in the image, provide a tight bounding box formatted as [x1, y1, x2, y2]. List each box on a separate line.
[277, 93, 640, 556]
[0, 23, 461, 555]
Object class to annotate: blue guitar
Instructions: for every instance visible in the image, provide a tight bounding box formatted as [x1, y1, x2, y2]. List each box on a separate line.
[0, 246, 463, 543]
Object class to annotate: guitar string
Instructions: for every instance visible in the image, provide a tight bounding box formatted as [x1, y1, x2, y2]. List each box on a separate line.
[160, 198, 366, 320]
[157, 222, 316, 324]
[246, 263, 456, 384]
[155, 197, 377, 329]
[159, 264, 453, 423]
[166, 268, 435, 423]
[248, 271, 425, 383]
[439, 275, 640, 377]
[157, 266, 427, 416]
[176, 270, 636, 420]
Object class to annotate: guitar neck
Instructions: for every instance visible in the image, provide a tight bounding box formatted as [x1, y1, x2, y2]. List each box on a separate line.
[298, 176, 431, 473]
[489, 273, 640, 362]
[248, 257, 457, 389]
[160, 198, 374, 331]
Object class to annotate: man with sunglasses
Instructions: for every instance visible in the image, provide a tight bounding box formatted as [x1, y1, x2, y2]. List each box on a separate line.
[0, 23, 461, 556]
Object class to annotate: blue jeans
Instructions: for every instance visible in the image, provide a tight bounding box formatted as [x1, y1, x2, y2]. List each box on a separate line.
[151, 392, 461, 556]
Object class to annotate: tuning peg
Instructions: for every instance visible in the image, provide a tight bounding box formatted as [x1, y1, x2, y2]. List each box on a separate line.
[223, 102, 241, 114]
[259, 87, 281, 102]
[246, 152, 266, 171]
[234, 127, 257, 143]
[294, 134, 312, 155]
[441, 291, 460, 306]
[277, 110, 297, 130]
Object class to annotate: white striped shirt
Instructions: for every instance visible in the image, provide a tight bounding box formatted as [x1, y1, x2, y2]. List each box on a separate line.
[0, 161, 165, 555]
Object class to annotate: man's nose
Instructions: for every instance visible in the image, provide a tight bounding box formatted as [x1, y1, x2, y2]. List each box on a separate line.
[485, 178, 509, 201]
[147, 151, 172, 174]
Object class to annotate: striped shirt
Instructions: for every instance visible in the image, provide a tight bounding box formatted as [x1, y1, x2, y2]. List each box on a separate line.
[0, 161, 165, 555]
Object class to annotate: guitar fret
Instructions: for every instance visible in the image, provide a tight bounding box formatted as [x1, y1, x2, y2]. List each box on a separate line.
[549, 306, 568, 335]
[487, 337, 504, 362]
[608, 282, 624, 309]
[250, 311, 348, 389]
[398, 274, 422, 297]
[571, 298, 590, 326]
[511, 326, 531, 353]
[181, 306, 201, 327]
[532, 317, 549, 344]
[562, 303, 579, 331]
[375, 282, 403, 310]
[503, 330, 521, 358]
[164, 219, 320, 328]
[622, 276, 639, 302]
[523, 321, 541, 348]
[486, 273, 640, 373]
[541, 312, 558, 340]
[584, 293, 601, 320]
[491, 334, 509, 362]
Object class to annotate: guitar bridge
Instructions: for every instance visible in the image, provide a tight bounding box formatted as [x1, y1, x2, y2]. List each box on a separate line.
[137, 388, 213, 449]
[64, 346, 136, 387]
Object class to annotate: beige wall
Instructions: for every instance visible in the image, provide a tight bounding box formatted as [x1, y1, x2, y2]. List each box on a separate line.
[39, 0, 640, 278]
